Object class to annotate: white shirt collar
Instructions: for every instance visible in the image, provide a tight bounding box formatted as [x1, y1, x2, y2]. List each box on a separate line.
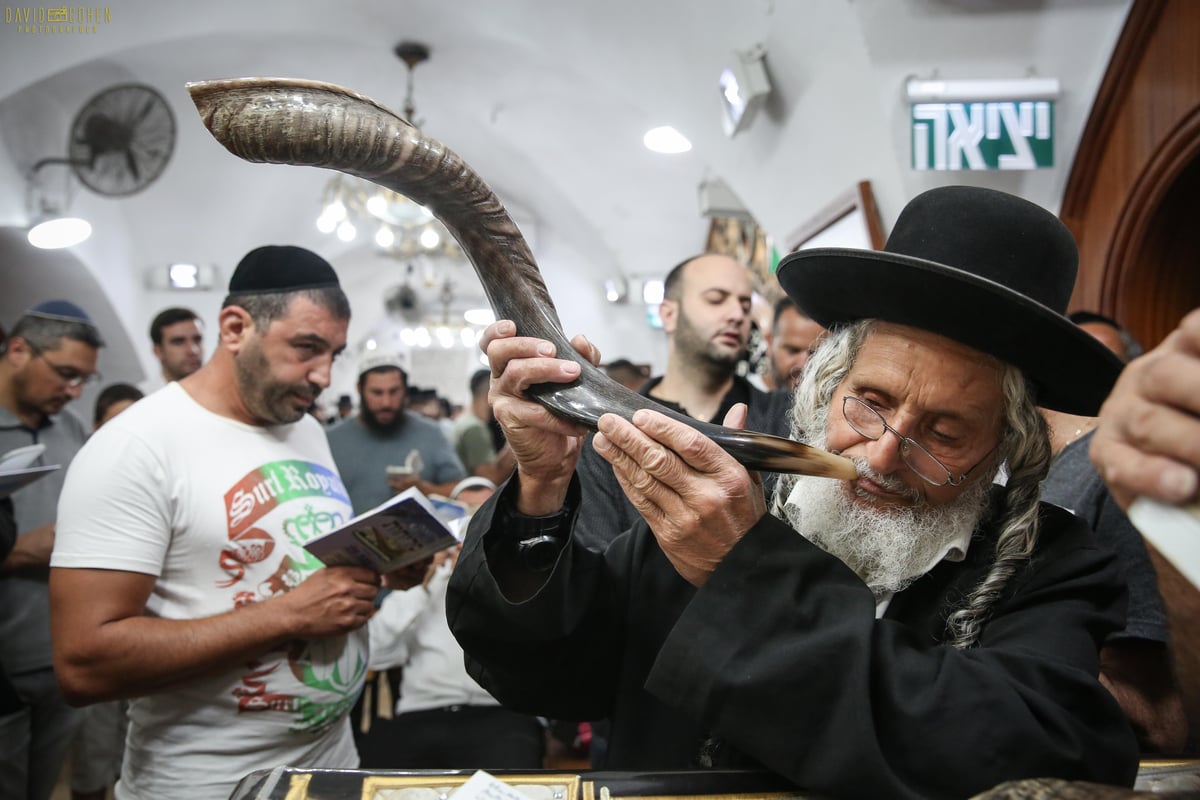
[873, 528, 974, 618]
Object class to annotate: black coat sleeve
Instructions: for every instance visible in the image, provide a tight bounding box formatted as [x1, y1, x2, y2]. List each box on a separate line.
[645, 511, 1141, 800]
[446, 474, 643, 721]
[575, 436, 640, 552]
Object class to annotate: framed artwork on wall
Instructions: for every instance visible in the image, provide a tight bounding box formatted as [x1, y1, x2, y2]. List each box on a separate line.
[701, 181, 886, 382]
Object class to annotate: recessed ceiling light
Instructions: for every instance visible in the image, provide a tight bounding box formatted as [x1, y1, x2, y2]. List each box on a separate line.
[643, 126, 692, 154]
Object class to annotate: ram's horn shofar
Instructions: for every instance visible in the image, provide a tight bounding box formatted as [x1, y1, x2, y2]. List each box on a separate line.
[187, 77, 857, 479]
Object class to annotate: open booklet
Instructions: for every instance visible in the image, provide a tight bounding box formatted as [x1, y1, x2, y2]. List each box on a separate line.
[303, 486, 470, 572]
[0, 443, 60, 499]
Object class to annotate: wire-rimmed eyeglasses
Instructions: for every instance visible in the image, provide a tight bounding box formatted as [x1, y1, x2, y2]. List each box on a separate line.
[28, 342, 102, 389]
[841, 395, 995, 487]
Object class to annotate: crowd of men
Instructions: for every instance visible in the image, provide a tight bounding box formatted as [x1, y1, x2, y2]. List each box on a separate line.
[0, 184, 1197, 799]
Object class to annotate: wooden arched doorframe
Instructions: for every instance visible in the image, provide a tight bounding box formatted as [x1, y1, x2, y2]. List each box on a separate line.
[1060, 0, 1200, 747]
[1060, 0, 1200, 350]
[1102, 108, 1200, 346]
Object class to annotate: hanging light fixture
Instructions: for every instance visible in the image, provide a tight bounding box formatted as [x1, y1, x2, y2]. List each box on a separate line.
[375, 273, 485, 353]
[313, 40, 460, 259]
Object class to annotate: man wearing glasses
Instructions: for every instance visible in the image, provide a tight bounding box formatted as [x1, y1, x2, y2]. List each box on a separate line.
[0, 300, 103, 800]
[448, 187, 1141, 798]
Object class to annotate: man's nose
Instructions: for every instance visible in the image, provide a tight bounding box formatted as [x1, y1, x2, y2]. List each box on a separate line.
[309, 358, 334, 388]
[864, 427, 908, 476]
[65, 382, 85, 399]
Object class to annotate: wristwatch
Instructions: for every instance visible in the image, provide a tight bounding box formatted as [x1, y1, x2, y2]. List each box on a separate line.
[499, 504, 571, 572]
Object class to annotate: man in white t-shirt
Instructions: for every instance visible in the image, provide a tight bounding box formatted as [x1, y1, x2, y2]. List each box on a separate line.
[49, 246, 426, 800]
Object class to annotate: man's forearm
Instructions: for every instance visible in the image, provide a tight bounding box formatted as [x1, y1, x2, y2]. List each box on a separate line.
[0, 523, 54, 573]
[55, 592, 304, 705]
[514, 469, 572, 516]
[419, 478, 466, 498]
[472, 456, 515, 486]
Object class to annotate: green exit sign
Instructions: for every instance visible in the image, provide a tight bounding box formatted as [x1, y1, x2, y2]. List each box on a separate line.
[911, 101, 1054, 170]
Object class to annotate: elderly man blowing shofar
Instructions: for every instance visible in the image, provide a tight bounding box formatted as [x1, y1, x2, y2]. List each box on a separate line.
[446, 187, 1140, 800]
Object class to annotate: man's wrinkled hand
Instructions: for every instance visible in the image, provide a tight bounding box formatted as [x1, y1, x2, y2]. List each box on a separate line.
[593, 404, 766, 586]
[481, 320, 599, 515]
[1091, 308, 1200, 509]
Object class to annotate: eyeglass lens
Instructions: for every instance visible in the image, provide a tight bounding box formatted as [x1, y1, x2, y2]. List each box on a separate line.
[32, 346, 99, 388]
[842, 396, 952, 486]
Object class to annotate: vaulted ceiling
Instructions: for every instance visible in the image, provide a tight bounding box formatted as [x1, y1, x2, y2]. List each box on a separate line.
[0, 0, 1131, 404]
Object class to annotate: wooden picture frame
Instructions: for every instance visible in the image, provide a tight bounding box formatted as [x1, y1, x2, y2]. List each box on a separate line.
[785, 180, 886, 254]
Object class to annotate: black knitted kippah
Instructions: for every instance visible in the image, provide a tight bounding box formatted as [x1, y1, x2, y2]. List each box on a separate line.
[228, 245, 340, 294]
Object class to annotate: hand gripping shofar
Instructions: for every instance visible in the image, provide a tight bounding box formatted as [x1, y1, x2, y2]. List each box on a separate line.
[187, 77, 856, 479]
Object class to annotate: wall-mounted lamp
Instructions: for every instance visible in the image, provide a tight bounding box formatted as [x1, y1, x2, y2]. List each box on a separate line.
[27, 216, 92, 250]
[166, 262, 218, 291]
[26, 159, 92, 250]
[718, 44, 771, 137]
[604, 277, 628, 304]
[642, 279, 665, 306]
[144, 262, 217, 290]
[698, 178, 752, 220]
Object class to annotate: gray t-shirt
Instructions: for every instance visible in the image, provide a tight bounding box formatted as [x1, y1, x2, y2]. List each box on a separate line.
[327, 412, 466, 514]
[1040, 430, 1169, 644]
[0, 404, 90, 675]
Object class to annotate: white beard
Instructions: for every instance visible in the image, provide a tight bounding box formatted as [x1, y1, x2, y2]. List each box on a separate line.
[780, 432, 991, 597]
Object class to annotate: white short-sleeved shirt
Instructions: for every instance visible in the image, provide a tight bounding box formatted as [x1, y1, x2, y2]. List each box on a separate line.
[54, 382, 366, 800]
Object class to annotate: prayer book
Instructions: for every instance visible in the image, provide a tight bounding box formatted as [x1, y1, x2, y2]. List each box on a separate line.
[304, 486, 467, 571]
[0, 444, 59, 498]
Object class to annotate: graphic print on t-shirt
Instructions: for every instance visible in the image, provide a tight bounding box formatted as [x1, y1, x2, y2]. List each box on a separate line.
[221, 458, 365, 733]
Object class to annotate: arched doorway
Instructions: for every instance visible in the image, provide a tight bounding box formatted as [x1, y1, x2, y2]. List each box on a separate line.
[1061, 0, 1200, 350]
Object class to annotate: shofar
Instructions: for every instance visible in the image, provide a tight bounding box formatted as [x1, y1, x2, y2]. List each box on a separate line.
[187, 77, 856, 479]
[971, 777, 1200, 799]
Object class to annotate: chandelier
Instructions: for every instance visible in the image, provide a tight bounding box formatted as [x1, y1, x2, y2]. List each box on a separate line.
[314, 41, 461, 259]
[366, 267, 495, 354]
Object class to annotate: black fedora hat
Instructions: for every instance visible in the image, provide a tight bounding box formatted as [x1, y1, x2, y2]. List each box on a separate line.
[776, 186, 1121, 415]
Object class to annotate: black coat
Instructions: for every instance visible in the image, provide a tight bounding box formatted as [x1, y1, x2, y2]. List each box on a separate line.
[447, 481, 1139, 800]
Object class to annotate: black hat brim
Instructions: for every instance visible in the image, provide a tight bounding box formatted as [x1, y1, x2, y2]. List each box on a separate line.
[777, 248, 1123, 416]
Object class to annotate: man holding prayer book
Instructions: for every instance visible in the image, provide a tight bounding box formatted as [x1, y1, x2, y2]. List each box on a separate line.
[49, 245, 427, 800]
[0, 299, 102, 800]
